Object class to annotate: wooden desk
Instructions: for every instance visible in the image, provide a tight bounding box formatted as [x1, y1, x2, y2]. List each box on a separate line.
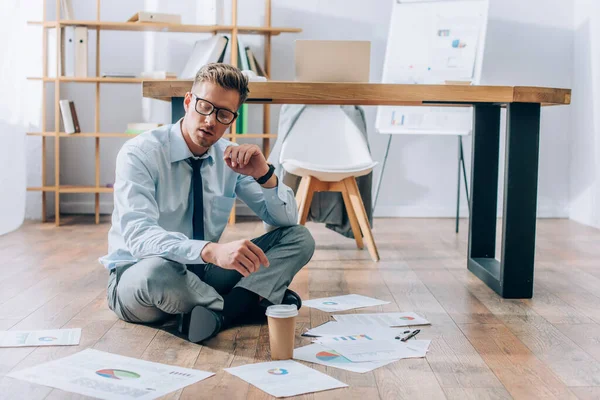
[143, 81, 572, 299]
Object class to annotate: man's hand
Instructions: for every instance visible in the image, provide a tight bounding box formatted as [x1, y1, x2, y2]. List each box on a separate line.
[201, 240, 269, 277]
[224, 144, 269, 179]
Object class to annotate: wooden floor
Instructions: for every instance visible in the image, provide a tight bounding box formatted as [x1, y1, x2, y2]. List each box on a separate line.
[1, 216, 600, 399]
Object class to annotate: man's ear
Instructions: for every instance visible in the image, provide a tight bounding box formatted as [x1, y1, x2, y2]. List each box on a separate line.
[183, 92, 192, 113]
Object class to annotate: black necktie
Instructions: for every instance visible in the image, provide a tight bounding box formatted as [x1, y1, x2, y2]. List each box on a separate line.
[190, 157, 205, 240]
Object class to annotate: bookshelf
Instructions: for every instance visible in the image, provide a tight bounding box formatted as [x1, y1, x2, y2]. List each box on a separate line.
[27, 0, 301, 226]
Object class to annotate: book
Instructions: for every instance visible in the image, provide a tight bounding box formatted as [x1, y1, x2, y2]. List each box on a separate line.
[69, 102, 81, 133]
[246, 48, 258, 75]
[127, 12, 181, 24]
[74, 27, 88, 77]
[180, 35, 229, 79]
[251, 51, 267, 77]
[60, 0, 73, 20]
[237, 37, 250, 71]
[59, 100, 76, 134]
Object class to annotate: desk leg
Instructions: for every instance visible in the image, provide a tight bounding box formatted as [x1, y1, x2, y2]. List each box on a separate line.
[468, 105, 501, 294]
[499, 103, 541, 298]
[468, 103, 541, 299]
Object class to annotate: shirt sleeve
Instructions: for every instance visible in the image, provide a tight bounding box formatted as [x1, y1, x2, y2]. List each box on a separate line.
[235, 173, 298, 227]
[114, 145, 209, 264]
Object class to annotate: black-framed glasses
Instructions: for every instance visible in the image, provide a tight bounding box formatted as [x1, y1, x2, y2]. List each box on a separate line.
[191, 94, 238, 125]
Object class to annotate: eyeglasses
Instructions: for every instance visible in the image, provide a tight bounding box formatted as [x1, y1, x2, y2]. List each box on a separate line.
[191, 94, 238, 125]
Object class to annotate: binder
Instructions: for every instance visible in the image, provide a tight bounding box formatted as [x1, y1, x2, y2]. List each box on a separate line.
[74, 27, 88, 77]
[47, 28, 58, 77]
[63, 26, 75, 77]
[180, 35, 229, 79]
[59, 100, 76, 134]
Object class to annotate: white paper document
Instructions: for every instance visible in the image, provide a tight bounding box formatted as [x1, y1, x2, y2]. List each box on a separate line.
[324, 338, 431, 362]
[294, 343, 397, 373]
[0, 328, 81, 347]
[225, 360, 347, 398]
[303, 321, 403, 340]
[7, 349, 214, 400]
[333, 312, 430, 327]
[303, 294, 390, 312]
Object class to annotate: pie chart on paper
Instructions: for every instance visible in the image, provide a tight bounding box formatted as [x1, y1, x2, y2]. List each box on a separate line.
[96, 369, 141, 380]
[316, 350, 351, 363]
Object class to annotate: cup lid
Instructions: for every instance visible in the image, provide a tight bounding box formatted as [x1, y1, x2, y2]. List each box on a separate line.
[265, 304, 298, 318]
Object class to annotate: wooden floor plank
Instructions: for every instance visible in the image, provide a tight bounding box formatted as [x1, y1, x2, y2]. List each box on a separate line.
[449, 268, 600, 388]
[554, 323, 600, 363]
[459, 323, 578, 399]
[1, 217, 600, 399]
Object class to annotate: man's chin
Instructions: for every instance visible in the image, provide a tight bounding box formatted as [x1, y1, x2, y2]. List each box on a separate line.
[194, 133, 217, 148]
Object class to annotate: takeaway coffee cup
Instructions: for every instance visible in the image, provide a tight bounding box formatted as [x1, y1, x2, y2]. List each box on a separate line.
[265, 304, 298, 360]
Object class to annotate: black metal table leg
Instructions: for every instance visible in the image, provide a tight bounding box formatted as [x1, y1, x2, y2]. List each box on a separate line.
[467, 103, 541, 299]
[499, 103, 541, 298]
[468, 105, 502, 293]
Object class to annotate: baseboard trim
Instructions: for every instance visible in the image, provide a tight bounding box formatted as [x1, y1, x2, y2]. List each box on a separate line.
[60, 201, 257, 216]
[57, 201, 568, 219]
[373, 205, 568, 218]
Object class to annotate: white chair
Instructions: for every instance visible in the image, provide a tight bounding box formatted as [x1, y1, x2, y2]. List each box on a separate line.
[280, 105, 380, 261]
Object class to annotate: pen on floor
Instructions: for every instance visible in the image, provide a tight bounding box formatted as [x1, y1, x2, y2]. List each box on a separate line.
[395, 329, 420, 341]
[394, 330, 410, 340]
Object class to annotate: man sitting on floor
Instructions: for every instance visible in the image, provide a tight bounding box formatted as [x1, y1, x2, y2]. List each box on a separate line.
[100, 63, 315, 343]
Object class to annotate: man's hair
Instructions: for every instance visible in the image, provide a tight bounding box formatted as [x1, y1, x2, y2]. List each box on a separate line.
[192, 63, 249, 106]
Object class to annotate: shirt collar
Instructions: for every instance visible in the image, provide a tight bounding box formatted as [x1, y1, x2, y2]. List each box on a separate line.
[169, 119, 215, 166]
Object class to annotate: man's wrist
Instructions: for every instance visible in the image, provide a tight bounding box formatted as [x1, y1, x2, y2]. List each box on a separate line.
[252, 163, 270, 180]
[201, 242, 217, 264]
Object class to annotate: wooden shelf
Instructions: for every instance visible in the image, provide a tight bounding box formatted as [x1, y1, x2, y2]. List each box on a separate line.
[27, 186, 57, 192]
[60, 185, 113, 193]
[27, 132, 139, 138]
[27, 186, 113, 193]
[27, 20, 301, 35]
[30, 0, 296, 226]
[28, 132, 277, 138]
[27, 76, 170, 83]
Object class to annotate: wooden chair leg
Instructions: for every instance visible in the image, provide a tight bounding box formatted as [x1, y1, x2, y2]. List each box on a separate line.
[341, 186, 364, 249]
[295, 176, 309, 218]
[344, 177, 380, 261]
[298, 176, 315, 225]
[295, 176, 308, 206]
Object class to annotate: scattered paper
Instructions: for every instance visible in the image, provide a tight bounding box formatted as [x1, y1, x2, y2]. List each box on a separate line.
[225, 360, 347, 398]
[0, 328, 81, 348]
[7, 349, 214, 400]
[303, 321, 405, 341]
[333, 312, 430, 327]
[323, 338, 430, 362]
[294, 343, 397, 373]
[303, 294, 390, 312]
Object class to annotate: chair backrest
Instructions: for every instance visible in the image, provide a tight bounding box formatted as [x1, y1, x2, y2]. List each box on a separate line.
[280, 106, 375, 171]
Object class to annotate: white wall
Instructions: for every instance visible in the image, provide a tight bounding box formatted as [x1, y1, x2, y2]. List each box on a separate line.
[25, 0, 574, 220]
[1, 1, 41, 234]
[570, 0, 600, 229]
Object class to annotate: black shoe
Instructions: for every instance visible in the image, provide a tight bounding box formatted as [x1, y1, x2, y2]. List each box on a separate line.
[179, 306, 224, 343]
[241, 289, 303, 325]
[282, 289, 302, 310]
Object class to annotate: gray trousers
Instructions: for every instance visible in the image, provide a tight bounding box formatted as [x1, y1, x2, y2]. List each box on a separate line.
[107, 225, 315, 324]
